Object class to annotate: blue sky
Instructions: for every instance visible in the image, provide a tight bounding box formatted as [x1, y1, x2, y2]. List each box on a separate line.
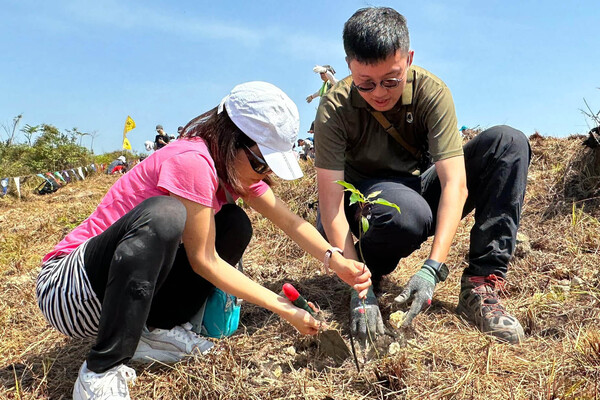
[1, 0, 599, 154]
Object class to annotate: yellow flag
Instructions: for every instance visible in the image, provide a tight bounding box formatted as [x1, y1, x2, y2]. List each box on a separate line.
[123, 116, 136, 135]
[122, 137, 132, 150]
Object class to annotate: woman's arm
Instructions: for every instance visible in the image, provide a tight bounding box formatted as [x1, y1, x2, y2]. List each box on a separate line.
[170, 194, 321, 335]
[244, 187, 371, 298]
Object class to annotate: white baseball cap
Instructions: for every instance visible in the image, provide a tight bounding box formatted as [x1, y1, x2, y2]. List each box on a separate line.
[218, 81, 303, 180]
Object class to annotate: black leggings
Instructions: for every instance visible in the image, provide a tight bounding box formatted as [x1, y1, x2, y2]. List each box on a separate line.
[82, 197, 252, 372]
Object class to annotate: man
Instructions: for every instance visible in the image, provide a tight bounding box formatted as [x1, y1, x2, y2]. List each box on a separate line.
[154, 124, 171, 150]
[315, 7, 531, 344]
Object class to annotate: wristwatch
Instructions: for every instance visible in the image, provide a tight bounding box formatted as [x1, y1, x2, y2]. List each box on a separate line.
[423, 259, 449, 282]
[323, 247, 343, 274]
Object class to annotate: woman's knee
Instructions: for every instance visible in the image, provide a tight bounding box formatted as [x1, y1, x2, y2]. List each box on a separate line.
[216, 204, 253, 241]
[138, 196, 187, 242]
[214, 204, 253, 259]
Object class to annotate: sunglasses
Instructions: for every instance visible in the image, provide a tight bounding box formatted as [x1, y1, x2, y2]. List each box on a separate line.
[243, 145, 271, 174]
[352, 77, 404, 93]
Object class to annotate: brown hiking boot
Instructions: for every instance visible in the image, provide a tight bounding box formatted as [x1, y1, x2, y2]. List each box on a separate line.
[457, 274, 524, 344]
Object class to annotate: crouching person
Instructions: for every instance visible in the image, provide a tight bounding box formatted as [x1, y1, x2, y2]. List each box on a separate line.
[36, 82, 372, 399]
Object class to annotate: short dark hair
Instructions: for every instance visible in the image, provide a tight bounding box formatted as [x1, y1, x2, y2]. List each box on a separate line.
[343, 7, 410, 64]
[180, 108, 271, 195]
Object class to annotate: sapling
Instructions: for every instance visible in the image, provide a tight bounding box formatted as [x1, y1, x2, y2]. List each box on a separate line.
[335, 180, 401, 358]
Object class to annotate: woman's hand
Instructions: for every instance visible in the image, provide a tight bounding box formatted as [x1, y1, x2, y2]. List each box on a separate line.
[280, 299, 325, 335]
[329, 252, 372, 298]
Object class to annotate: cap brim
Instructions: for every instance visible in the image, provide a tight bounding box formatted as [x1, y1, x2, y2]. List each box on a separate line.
[258, 144, 303, 180]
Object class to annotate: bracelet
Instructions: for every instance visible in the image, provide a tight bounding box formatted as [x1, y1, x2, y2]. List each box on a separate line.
[323, 247, 343, 275]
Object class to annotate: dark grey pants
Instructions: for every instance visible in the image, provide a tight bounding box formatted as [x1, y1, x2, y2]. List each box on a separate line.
[82, 197, 252, 372]
[321, 125, 531, 280]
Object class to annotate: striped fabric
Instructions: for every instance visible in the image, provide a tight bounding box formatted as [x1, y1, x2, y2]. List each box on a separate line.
[36, 241, 102, 338]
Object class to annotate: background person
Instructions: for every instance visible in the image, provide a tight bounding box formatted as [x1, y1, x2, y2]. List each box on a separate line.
[306, 64, 338, 104]
[314, 7, 531, 345]
[154, 124, 171, 149]
[105, 155, 127, 175]
[36, 82, 371, 399]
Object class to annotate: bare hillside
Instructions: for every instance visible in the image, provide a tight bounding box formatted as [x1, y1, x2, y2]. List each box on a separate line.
[1, 135, 599, 399]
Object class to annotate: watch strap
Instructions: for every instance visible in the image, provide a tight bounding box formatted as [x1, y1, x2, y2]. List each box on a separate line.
[323, 247, 343, 274]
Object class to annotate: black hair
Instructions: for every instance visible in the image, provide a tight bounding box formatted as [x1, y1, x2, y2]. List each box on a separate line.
[343, 7, 410, 65]
[180, 108, 271, 194]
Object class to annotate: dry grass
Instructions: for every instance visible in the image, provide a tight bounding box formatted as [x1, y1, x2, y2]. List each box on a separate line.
[1, 137, 599, 399]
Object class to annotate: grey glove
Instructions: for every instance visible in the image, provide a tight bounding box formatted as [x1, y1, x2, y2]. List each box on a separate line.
[350, 287, 385, 342]
[394, 265, 439, 326]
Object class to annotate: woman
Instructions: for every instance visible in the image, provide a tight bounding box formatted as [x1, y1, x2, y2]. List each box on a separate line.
[36, 82, 372, 399]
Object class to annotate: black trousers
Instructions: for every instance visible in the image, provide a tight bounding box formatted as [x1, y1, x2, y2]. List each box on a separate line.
[82, 197, 252, 373]
[334, 125, 531, 280]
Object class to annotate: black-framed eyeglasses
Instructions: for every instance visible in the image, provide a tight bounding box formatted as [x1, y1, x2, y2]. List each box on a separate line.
[243, 145, 271, 174]
[352, 77, 404, 93]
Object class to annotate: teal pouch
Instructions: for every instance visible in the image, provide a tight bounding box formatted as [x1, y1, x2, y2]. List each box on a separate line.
[191, 288, 241, 338]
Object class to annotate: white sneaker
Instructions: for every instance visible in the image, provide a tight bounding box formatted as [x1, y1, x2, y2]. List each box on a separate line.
[73, 361, 136, 400]
[131, 322, 214, 363]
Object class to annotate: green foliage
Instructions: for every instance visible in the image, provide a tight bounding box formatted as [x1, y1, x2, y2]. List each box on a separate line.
[0, 124, 93, 177]
[335, 180, 401, 233]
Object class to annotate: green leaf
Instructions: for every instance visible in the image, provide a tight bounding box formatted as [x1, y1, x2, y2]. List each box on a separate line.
[349, 192, 361, 206]
[366, 190, 382, 200]
[361, 216, 370, 233]
[372, 198, 401, 214]
[335, 180, 357, 191]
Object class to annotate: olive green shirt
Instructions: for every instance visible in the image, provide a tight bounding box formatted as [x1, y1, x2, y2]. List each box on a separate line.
[314, 65, 463, 183]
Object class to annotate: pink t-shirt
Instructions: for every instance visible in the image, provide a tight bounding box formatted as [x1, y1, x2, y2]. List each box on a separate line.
[43, 138, 268, 262]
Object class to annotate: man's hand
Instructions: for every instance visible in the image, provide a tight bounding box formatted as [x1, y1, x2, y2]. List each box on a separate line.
[306, 95, 314, 103]
[350, 287, 384, 342]
[394, 264, 439, 326]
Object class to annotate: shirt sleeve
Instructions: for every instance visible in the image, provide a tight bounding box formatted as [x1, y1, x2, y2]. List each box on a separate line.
[157, 152, 219, 208]
[314, 96, 347, 171]
[325, 71, 338, 85]
[245, 181, 269, 198]
[423, 87, 463, 162]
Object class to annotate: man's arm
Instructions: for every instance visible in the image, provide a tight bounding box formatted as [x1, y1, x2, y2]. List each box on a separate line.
[316, 167, 360, 261]
[394, 155, 467, 325]
[428, 155, 468, 262]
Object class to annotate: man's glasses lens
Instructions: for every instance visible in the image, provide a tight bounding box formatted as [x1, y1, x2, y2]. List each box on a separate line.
[354, 78, 402, 93]
[244, 146, 271, 174]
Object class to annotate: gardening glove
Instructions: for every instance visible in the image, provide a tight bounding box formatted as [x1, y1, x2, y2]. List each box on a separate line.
[394, 264, 439, 326]
[350, 286, 385, 343]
